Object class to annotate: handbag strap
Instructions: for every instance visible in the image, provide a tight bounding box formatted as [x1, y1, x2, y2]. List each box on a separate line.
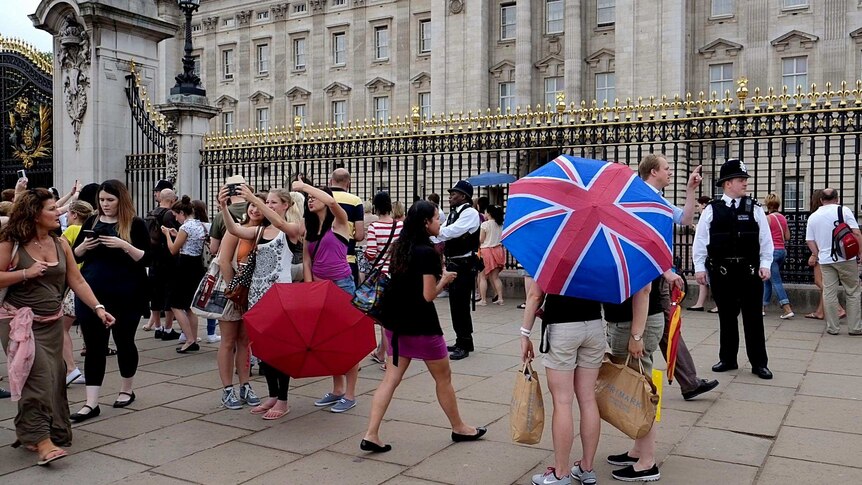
[370, 221, 398, 269]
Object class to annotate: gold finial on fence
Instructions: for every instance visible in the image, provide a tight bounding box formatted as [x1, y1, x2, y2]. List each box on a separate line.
[555, 92, 566, 114]
[411, 105, 421, 126]
[293, 115, 303, 135]
[736, 77, 749, 110]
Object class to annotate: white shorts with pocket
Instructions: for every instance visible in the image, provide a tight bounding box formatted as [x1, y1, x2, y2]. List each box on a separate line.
[542, 319, 606, 371]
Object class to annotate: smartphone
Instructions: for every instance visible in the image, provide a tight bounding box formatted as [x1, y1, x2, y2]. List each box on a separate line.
[227, 183, 239, 196]
[17, 169, 26, 179]
[82, 230, 97, 239]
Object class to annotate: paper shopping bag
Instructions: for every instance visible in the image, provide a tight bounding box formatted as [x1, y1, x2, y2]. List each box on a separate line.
[595, 355, 659, 439]
[510, 362, 545, 444]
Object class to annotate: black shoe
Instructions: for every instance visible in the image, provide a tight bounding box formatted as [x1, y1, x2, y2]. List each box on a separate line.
[611, 464, 660, 482]
[449, 348, 470, 360]
[686, 306, 705, 311]
[607, 451, 638, 466]
[154, 328, 164, 339]
[176, 342, 200, 353]
[113, 391, 136, 408]
[446, 345, 458, 352]
[0, 387, 10, 399]
[711, 361, 738, 372]
[360, 439, 392, 453]
[682, 379, 719, 401]
[161, 330, 181, 341]
[752, 367, 773, 379]
[70, 405, 101, 423]
[451, 426, 487, 442]
[491, 294, 499, 303]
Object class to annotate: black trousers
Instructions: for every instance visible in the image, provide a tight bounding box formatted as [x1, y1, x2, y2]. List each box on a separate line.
[448, 259, 475, 351]
[76, 302, 140, 386]
[708, 262, 768, 368]
[259, 362, 290, 401]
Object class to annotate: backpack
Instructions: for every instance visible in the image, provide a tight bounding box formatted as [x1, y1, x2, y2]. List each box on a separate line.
[145, 207, 169, 248]
[831, 206, 860, 262]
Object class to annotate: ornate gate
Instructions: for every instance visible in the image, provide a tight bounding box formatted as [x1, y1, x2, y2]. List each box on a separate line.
[0, 36, 53, 189]
[125, 62, 175, 215]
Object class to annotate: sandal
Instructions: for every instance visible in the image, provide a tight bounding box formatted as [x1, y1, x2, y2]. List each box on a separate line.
[106, 347, 117, 356]
[262, 406, 289, 420]
[250, 399, 277, 415]
[805, 313, 824, 320]
[517, 303, 526, 309]
[708, 307, 719, 313]
[37, 447, 68, 466]
[369, 353, 385, 364]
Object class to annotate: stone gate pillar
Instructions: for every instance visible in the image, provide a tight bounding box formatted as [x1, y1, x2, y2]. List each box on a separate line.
[30, 0, 176, 191]
[157, 100, 218, 200]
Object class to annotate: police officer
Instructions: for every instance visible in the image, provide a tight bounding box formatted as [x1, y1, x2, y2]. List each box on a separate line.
[433, 180, 481, 360]
[692, 159, 774, 379]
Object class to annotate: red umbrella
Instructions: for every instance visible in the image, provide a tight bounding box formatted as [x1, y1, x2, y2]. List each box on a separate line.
[244, 281, 376, 378]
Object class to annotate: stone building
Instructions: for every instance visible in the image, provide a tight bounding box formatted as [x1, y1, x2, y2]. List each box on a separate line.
[182, 0, 862, 132]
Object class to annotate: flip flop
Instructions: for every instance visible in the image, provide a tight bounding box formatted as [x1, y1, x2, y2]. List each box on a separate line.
[369, 354, 385, 364]
[805, 313, 824, 320]
[262, 407, 289, 420]
[708, 307, 719, 313]
[37, 447, 68, 466]
[250, 401, 276, 415]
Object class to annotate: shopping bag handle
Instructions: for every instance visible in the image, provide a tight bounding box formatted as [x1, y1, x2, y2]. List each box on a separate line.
[623, 354, 647, 377]
[521, 362, 535, 380]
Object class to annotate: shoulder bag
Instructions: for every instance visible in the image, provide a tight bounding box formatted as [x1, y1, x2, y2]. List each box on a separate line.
[351, 222, 398, 320]
[224, 226, 264, 312]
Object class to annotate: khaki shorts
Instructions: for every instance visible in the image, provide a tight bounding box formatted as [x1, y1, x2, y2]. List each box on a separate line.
[542, 319, 606, 371]
[606, 313, 665, 375]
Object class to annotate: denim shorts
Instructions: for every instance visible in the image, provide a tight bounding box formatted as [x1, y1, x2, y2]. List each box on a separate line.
[333, 276, 356, 296]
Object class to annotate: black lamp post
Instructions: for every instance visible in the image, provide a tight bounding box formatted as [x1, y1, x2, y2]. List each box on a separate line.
[170, 0, 206, 96]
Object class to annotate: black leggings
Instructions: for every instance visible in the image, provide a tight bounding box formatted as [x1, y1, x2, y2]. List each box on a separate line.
[76, 302, 139, 386]
[259, 362, 290, 401]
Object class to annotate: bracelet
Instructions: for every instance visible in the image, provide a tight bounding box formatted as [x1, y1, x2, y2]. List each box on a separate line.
[94, 304, 106, 311]
[21, 268, 26, 282]
[520, 326, 532, 337]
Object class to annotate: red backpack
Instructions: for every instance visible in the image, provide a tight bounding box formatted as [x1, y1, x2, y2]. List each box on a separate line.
[831, 206, 860, 261]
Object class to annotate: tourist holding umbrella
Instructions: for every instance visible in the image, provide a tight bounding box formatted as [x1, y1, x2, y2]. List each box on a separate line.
[361, 201, 487, 454]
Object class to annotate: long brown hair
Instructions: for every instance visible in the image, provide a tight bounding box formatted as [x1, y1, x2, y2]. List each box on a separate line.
[98, 179, 136, 242]
[0, 188, 56, 243]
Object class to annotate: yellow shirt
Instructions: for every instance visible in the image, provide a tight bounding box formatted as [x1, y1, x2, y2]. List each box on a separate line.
[62, 225, 84, 269]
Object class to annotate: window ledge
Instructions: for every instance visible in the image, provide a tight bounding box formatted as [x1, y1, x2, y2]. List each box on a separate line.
[545, 32, 564, 38]
[708, 13, 734, 21]
[594, 24, 615, 33]
[779, 5, 811, 15]
[498, 39, 516, 46]
[372, 59, 390, 66]
[291, 68, 307, 74]
[417, 51, 431, 58]
[256, 72, 269, 78]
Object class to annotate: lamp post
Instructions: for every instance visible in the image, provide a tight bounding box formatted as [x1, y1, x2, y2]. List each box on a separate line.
[170, 0, 206, 96]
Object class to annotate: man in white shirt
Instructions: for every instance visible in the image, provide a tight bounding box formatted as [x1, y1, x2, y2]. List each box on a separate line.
[692, 159, 774, 379]
[805, 188, 862, 335]
[432, 180, 481, 360]
[639, 154, 719, 400]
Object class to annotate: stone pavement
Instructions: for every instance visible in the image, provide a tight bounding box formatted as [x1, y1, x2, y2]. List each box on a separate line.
[2, 301, 862, 484]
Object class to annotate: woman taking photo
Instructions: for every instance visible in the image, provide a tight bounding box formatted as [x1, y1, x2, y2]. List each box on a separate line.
[292, 179, 360, 414]
[213, 193, 267, 411]
[0, 189, 114, 466]
[477, 205, 505, 306]
[70, 179, 150, 422]
[61, 200, 94, 386]
[221, 185, 304, 419]
[161, 195, 208, 353]
[361, 201, 486, 453]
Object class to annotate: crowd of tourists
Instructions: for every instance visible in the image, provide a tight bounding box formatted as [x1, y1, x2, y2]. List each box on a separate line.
[0, 156, 859, 485]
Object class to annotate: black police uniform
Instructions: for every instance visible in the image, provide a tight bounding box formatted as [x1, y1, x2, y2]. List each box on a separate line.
[444, 204, 481, 354]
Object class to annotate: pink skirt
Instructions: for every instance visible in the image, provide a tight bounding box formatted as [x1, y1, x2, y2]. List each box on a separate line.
[480, 246, 506, 275]
[385, 330, 448, 361]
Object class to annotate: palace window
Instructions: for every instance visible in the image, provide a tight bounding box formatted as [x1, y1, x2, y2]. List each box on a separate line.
[293, 104, 307, 127]
[499, 82, 515, 113]
[221, 111, 234, 133]
[332, 100, 347, 126]
[501, 3, 516, 41]
[294, 2, 307, 14]
[419, 92, 431, 120]
[546, 0, 564, 34]
[222, 17, 235, 27]
[333, 32, 346, 65]
[711, 0, 733, 17]
[256, 11, 269, 21]
[782, 0, 808, 10]
[222, 49, 234, 79]
[597, 0, 615, 26]
[256, 44, 270, 75]
[191, 56, 201, 77]
[374, 26, 390, 60]
[782, 56, 808, 91]
[596, 73, 615, 105]
[709, 63, 734, 97]
[374, 96, 390, 123]
[256, 107, 270, 131]
[294, 38, 307, 70]
[783, 176, 804, 211]
[419, 19, 431, 53]
[544, 76, 564, 108]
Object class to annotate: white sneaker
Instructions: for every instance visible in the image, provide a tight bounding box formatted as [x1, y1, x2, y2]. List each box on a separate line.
[178, 333, 187, 343]
[206, 334, 221, 343]
[71, 374, 86, 385]
[65, 368, 83, 387]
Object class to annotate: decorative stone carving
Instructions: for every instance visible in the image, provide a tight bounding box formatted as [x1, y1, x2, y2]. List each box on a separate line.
[324, 81, 351, 97]
[249, 90, 274, 105]
[535, 54, 564, 76]
[310, 0, 325, 12]
[489, 60, 515, 82]
[771, 30, 819, 52]
[365, 77, 394, 94]
[215, 94, 238, 108]
[449, 0, 464, 14]
[271, 3, 288, 20]
[286, 86, 311, 102]
[410, 72, 431, 89]
[237, 10, 253, 26]
[585, 48, 615, 72]
[852, 27, 862, 44]
[165, 122, 178, 183]
[59, 15, 91, 150]
[698, 38, 743, 59]
[202, 17, 219, 31]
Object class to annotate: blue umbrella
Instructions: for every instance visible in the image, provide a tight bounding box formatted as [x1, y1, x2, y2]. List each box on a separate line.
[466, 172, 517, 187]
[501, 155, 674, 304]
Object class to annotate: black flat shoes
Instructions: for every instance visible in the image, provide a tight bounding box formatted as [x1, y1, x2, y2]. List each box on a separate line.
[70, 405, 101, 423]
[360, 439, 392, 453]
[451, 426, 487, 442]
[113, 391, 136, 408]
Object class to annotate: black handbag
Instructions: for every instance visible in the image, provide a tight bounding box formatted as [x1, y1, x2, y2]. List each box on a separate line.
[225, 227, 264, 311]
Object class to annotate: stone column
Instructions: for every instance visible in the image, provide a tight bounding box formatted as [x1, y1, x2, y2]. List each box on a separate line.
[30, 0, 176, 191]
[157, 97, 218, 199]
[515, 0, 533, 108]
[564, 0, 583, 104]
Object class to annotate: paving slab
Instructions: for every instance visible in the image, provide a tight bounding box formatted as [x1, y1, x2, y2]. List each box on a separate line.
[153, 440, 301, 484]
[657, 455, 758, 485]
[78, 406, 200, 439]
[815, 334, 862, 354]
[137, 352, 219, 377]
[798, 372, 862, 400]
[329, 421, 457, 466]
[757, 456, 862, 484]
[124, 382, 211, 410]
[698, 399, 787, 437]
[107, 471, 193, 485]
[239, 410, 368, 455]
[772, 426, 862, 467]
[385, 397, 510, 430]
[732, 369, 804, 389]
[807, 350, 862, 376]
[252, 450, 404, 485]
[673, 427, 772, 467]
[406, 439, 549, 484]
[784, 394, 862, 435]
[1, 450, 148, 484]
[719, 382, 796, 405]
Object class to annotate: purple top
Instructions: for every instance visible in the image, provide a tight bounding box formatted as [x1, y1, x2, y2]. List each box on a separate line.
[308, 230, 352, 281]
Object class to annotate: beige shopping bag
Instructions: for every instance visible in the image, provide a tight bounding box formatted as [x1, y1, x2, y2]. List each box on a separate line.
[594, 355, 659, 439]
[510, 362, 545, 444]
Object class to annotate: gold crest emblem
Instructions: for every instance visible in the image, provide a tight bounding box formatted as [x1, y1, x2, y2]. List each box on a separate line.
[8, 97, 52, 168]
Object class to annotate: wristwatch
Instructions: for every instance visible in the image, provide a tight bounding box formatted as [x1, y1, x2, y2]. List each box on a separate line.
[631, 333, 642, 341]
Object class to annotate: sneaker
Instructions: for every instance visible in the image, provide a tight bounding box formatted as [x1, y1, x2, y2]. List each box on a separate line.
[611, 464, 660, 482]
[571, 464, 597, 485]
[330, 398, 356, 413]
[71, 374, 86, 385]
[221, 387, 242, 410]
[532, 467, 572, 485]
[314, 393, 344, 407]
[239, 383, 261, 406]
[206, 334, 222, 343]
[607, 452, 638, 466]
[178, 333, 187, 343]
[160, 330, 181, 341]
[0, 387, 10, 399]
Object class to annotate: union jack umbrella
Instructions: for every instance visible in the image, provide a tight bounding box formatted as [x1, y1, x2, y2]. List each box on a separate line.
[665, 286, 686, 384]
[502, 155, 674, 304]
